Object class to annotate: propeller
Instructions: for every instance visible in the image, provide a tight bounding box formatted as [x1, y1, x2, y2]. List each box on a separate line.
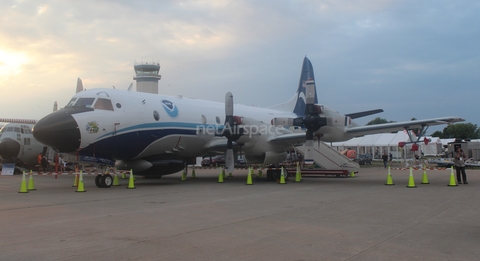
[222, 92, 243, 173]
[272, 79, 327, 165]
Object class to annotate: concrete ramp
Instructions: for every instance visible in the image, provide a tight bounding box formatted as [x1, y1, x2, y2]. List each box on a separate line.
[295, 142, 360, 173]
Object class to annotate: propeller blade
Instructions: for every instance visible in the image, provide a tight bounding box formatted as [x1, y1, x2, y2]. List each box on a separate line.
[225, 148, 234, 173]
[305, 79, 315, 106]
[225, 92, 233, 119]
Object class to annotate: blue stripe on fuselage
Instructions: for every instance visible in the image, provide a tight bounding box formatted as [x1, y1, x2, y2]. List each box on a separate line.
[81, 128, 199, 161]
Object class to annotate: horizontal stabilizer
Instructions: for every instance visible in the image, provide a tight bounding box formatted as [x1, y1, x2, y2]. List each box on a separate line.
[346, 109, 384, 119]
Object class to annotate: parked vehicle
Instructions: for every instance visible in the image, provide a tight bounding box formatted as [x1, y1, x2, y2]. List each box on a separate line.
[354, 154, 372, 165]
[202, 155, 225, 167]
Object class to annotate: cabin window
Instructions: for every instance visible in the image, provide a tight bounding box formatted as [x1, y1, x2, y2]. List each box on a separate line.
[24, 138, 30, 145]
[201, 115, 207, 124]
[116, 103, 121, 108]
[94, 98, 114, 111]
[14, 127, 20, 133]
[216, 116, 221, 124]
[153, 110, 160, 121]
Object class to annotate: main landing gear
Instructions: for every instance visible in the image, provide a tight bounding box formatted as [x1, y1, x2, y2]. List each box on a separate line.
[95, 174, 113, 188]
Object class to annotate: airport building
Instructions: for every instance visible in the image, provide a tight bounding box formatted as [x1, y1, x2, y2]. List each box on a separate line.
[133, 62, 161, 94]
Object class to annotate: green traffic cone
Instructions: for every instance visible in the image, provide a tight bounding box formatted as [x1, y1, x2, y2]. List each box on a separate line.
[447, 166, 458, 187]
[421, 168, 429, 184]
[385, 166, 395, 185]
[246, 168, 253, 185]
[27, 170, 36, 191]
[76, 171, 86, 192]
[126, 169, 136, 189]
[181, 169, 187, 181]
[112, 173, 120, 186]
[19, 171, 29, 193]
[406, 167, 417, 188]
[279, 167, 286, 184]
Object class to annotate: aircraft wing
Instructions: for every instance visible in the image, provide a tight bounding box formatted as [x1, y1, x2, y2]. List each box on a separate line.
[346, 116, 465, 136]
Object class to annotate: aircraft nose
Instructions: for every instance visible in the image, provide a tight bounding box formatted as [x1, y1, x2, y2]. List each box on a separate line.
[33, 110, 81, 153]
[0, 138, 21, 159]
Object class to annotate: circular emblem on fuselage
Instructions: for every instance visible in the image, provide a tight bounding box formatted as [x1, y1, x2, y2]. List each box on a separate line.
[86, 121, 99, 133]
[162, 100, 179, 118]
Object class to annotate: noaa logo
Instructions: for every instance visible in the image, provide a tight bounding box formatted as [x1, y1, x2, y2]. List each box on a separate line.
[162, 100, 179, 118]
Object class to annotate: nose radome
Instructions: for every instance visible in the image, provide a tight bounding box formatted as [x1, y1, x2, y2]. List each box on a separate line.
[0, 138, 21, 159]
[33, 110, 81, 153]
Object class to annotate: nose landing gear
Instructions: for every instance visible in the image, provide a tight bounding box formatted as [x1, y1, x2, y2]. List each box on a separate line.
[95, 174, 113, 188]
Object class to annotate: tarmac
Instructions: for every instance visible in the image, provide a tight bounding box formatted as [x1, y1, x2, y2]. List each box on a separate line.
[1, 166, 479, 261]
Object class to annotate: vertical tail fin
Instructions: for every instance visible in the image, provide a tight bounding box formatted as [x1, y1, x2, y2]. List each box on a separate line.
[292, 57, 318, 117]
[76, 78, 84, 93]
[268, 57, 318, 115]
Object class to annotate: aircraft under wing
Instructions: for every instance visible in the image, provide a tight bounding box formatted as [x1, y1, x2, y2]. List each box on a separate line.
[345, 116, 465, 136]
[268, 132, 306, 144]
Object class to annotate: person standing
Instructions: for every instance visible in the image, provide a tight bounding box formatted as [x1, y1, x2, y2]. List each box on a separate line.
[382, 152, 388, 168]
[37, 153, 43, 172]
[454, 147, 468, 184]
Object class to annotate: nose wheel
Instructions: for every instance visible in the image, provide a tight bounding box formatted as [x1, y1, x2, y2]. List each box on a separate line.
[95, 174, 113, 188]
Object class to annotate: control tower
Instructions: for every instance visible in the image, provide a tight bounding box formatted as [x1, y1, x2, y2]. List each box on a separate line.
[133, 62, 161, 94]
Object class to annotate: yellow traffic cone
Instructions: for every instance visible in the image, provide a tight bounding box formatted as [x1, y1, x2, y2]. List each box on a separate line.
[406, 167, 417, 188]
[295, 164, 302, 183]
[76, 171, 86, 192]
[257, 169, 263, 178]
[221, 167, 226, 179]
[19, 171, 29, 193]
[112, 173, 120, 186]
[246, 168, 253, 185]
[181, 169, 187, 181]
[385, 166, 395, 185]
[447, 166, 458, 187]
[191, 166, 196, 179]
[121, 171, 127, 179]
[350, 171, 356, 178]
[217, 170, 224, 183]
[279, 167, 286, 184]
[72, 173, 79, 187]
[27, 170, 36, 191]
[421, 168, 429, 184]
[126, 169, 136, 189]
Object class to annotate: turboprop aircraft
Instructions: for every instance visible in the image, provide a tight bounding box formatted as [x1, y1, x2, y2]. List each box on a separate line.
[0, 78, 85, 174]
[0, 119, 46, 173]
[32, 57, 464, 187]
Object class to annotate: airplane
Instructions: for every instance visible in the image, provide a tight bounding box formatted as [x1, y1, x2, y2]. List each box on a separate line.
[0, 118, 46, 173]
[32, 57, 464, 187]
[0, 77, 85, 174]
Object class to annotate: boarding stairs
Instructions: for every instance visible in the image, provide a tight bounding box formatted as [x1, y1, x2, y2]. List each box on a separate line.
[295, 141, 360, 174]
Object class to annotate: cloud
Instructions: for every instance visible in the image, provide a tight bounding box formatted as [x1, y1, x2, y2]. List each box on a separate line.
[0, 0, 478, 130]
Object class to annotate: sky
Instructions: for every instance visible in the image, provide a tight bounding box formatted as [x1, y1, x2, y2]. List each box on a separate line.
[1, 0, 479, 134]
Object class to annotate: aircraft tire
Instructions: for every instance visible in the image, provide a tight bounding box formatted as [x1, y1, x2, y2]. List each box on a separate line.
[95, 174, 104, 188]
[100, 174, 113, 188]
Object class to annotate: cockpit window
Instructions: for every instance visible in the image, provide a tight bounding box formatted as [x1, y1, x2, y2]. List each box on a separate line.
[72, 98, 95, 108]
[94, 98, 114, 111]
[66, 98, 78, 107]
